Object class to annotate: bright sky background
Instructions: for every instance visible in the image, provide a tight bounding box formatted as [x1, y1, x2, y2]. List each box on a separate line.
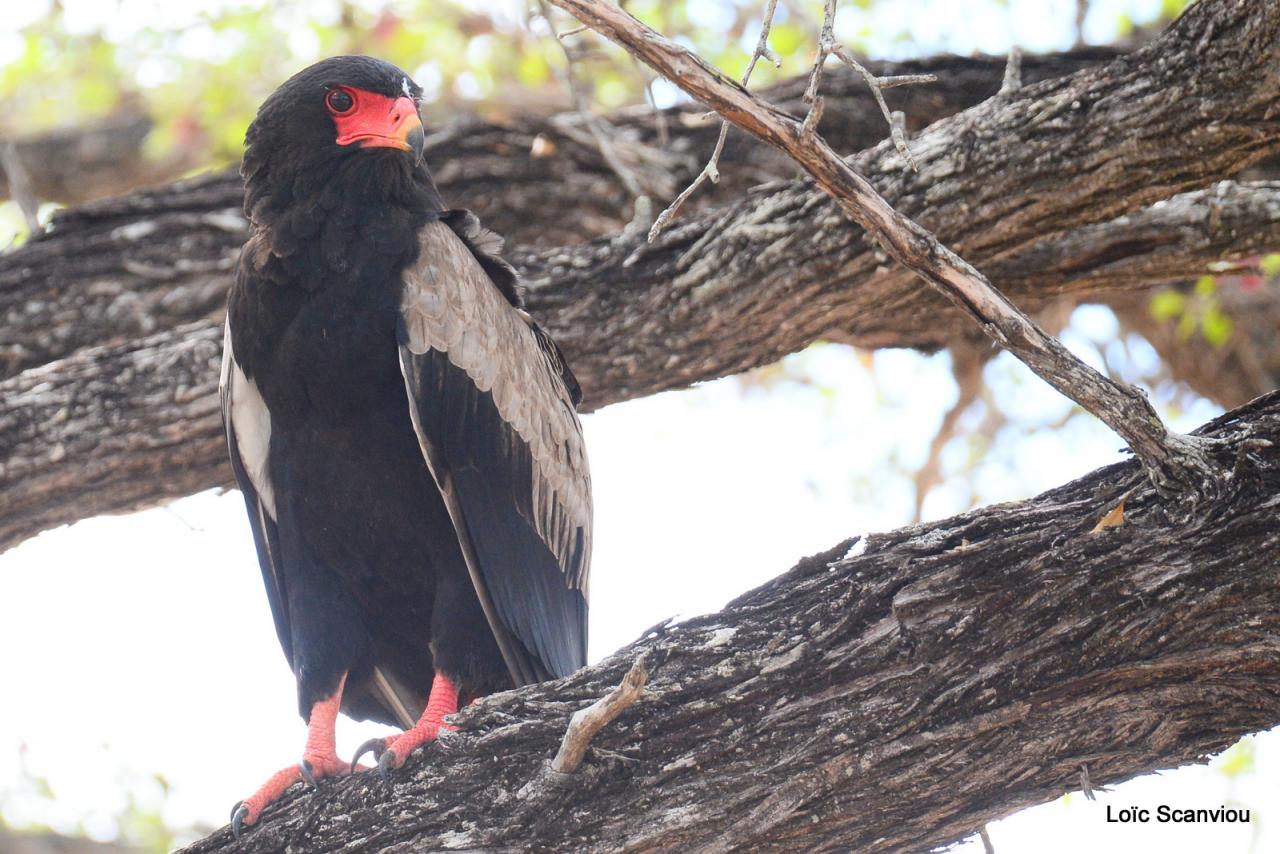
[2, 1, 1276, 852]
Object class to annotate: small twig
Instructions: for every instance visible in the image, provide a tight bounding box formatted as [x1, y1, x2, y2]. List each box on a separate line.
[539, 0, 649, 211]
[1000, 46, 1023, 96]
[802, 0, 936, 168]
[801, 0, 837, 120]
[979, 825, 996, 854]
[549, 0, 1222, 502]
[551, 657, 648, 774]
[799, 95, 825, 143]
[557, 23, 588, 39]
[889, 111, 910, 165]
[641, 68, 670, 148]
[876, 73, 942, 90]
[830, 47, 931, 170]
[647, 123, 729, 242]
[648, 0, 781, 242]
[1, 142, 42, 235]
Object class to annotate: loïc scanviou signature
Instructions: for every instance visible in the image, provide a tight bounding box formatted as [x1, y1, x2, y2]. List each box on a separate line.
[1106, 805, 1252, 824]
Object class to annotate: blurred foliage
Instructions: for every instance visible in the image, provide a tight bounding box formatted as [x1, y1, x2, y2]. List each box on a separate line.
[1149, 276, 1235, 349]
[1, 742, 206, 852]
[0, 0, 829, 172]
[0, 0, 1195, 174]
[1214, 737, 1257, 780]
[1146, 250, 1280, 352]
[1114, 0, 1193, 39]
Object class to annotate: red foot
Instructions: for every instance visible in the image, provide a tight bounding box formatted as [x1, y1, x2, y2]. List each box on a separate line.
[231, 674, 353, 837]
[355, 672, 459, 778]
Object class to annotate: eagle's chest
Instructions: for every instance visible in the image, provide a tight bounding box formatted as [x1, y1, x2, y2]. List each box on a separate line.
[255, 274, 411, 426]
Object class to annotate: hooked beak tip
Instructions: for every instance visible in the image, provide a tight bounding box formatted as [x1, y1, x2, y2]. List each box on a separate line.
[406, 122, 426, 165]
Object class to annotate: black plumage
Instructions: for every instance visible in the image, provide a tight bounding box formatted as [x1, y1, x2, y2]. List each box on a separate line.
[220, 57, 591, 824]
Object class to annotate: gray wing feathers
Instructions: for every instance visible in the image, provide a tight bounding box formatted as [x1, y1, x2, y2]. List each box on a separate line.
[400, 221, 593, 593]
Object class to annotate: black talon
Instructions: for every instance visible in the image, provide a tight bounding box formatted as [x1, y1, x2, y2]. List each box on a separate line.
[299, 759, 318, 788]
[231, 801, 249, 840]
[352, 736, 387, 773]
[378, 749, 398, 784]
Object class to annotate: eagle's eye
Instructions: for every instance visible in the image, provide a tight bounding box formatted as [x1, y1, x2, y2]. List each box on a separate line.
[325, 88, 355, 115]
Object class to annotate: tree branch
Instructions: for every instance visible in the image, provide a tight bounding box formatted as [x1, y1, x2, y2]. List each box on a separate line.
[3, 18, 1278, 549]
[0, 322, 228, 552]
[547, 0, 1271, 498]
[178, 392, 1280, 853]
[3, 177, 1278, 552]
[0, 46, 1201, 383]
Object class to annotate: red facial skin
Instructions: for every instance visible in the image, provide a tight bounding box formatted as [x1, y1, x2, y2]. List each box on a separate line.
[327, 86, 422, 151]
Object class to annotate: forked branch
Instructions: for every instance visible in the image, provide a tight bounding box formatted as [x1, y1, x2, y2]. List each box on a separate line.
[648, 0, 782, 241]
[547, 0, 1221, 500]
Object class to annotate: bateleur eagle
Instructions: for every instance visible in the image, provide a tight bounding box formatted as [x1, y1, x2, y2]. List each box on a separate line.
[219, 55, 591, 834]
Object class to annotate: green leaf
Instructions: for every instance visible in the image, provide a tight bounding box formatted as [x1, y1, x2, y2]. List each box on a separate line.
[768, 22, 806, 57]
[1194, 274, 1217, 297]
[1177, 308, 1197, 342]
[1150, 290, 1186, 322]
[1214, 738, 1255, 779]
[1201, 307, 1234, 348]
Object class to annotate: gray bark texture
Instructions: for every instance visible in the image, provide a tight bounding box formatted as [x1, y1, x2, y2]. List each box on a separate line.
[0, 322, 226, 551]
[2, 0, 1278, 550]
[178, 390, 1280, 854]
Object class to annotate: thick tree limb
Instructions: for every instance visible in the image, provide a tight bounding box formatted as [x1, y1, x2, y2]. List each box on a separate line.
[0, 43, 1237, 382]
[3, 11, 1279, 548]
[547, 0, 1275, 497]
[179, 392, 1280, 854]
[1, 51, 1115, 231]
[2, 180, 1274, 553]
[997, 181, 1279, 295]
[0, 322, 227, 552]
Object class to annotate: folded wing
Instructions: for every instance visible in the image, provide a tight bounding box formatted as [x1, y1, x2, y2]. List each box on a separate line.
[396, 218, 591, 685]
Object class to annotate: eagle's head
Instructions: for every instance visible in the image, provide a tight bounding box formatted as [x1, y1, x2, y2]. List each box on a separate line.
[242, 56, 436, 231]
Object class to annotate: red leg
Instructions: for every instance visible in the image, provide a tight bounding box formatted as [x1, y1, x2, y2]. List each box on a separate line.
[231, 673, 353, 836]
[354, 672, 458, 779]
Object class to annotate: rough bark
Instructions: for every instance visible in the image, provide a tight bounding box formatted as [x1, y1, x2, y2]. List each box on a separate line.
[4, 176, 1275, 553]
[548, 0, 1230, 497]
[0, 49, 1123, 382]
[2, 6, 1277, 549]
[179, 392, 1280, 854]
[997, 182, 1280, 303]
[0, 322, 227, 552]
